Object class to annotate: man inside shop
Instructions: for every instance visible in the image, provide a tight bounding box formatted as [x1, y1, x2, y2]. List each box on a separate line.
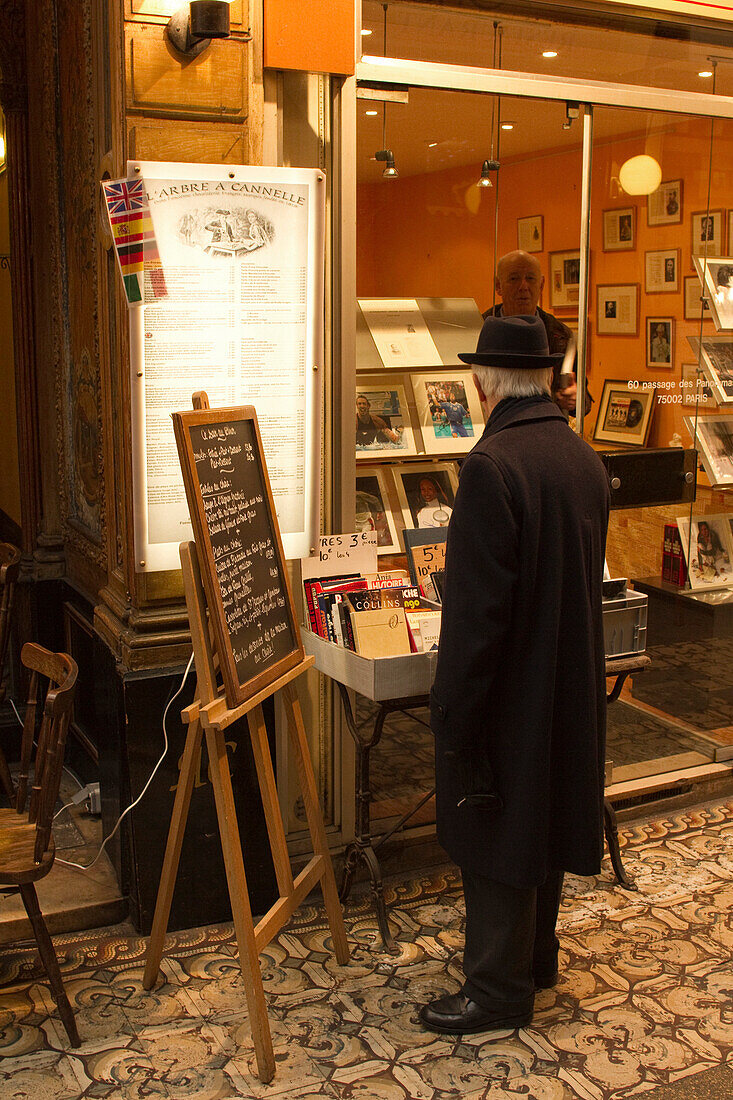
[355, 394, 402, 448]
[419, 313, 609, 1035]
[484, 250, 592, 417]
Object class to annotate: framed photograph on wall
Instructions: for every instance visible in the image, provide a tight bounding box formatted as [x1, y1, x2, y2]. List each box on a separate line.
[355, 377, 418, 460]
[692, 256, 733, 331]
[603, 207, 635, 251]
[647, 179, 682, 226]
[593, 380, 655, 447]
[355, 466, 401, 555]
[681, 362, 716, 409]
[393, 461, 459, 531]
[683, 415, 733, 487]
[691, 209, 725, 260]
[409, 370, 485, 456]
[646, 317, 674, 367]
[687, 334, 733, 403]
[596, 284, 639, 335]
[549, 250, 581, 309]
[517, 214, 543, 253]
[684, 275, 712, 321]
[645, 248, 679, 293]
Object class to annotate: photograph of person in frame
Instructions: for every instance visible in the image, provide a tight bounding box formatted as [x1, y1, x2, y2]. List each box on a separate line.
[400, 470, 456, 529]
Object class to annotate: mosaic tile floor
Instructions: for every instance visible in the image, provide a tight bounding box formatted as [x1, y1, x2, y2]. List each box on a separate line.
[1, 799, 733, 1099]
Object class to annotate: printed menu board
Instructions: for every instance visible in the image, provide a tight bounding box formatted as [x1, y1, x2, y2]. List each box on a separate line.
[173, 405, 304, 706]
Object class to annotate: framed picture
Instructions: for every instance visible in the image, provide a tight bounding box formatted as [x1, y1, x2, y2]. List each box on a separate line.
[683, 415, 733, 487]
[647, 179, 682, 226]
[603, 207, 635, 252]
[517, 214, 543, 253]
[645, 248, 679, 293]
[596, 284, 639, 335]
[686, 334, 733, 404]
[692, 256, 733, 331]
[355, 466, 401, 555]
[646, 317, 674, 368]
[691, 209, 725, 260]
[684, 275, 712, 322]
[676, 512, 733, 589]
[681, 362, 716, 409]
[409, 371, 485, 456]
[549, 250, 581, 309]
[593, 380, 655, 447]
[355, 377, 417, 459]
[393, 461, 459, 531]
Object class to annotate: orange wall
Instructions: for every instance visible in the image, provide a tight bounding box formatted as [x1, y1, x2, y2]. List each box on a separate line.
[358, 116, 730, 452]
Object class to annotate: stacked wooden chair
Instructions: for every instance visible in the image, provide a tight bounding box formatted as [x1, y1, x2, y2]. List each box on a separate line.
[0, 642, 80, 1046]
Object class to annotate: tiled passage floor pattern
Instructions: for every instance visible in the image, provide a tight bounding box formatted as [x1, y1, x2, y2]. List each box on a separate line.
[1, 799, 733, 1099]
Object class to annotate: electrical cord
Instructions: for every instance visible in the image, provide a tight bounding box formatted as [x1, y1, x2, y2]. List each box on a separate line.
[56, 651, 195, 871]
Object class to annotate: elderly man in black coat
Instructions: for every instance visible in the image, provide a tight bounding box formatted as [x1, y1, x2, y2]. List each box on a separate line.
[419, 313, 610, 1036]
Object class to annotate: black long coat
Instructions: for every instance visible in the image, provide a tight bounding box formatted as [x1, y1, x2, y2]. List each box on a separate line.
[431, 393, 610, 888]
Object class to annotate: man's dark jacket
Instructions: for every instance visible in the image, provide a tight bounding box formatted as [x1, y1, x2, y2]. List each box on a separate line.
[430, 394, 610, 888]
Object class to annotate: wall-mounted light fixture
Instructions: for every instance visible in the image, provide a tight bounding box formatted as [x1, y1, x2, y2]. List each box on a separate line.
[166, 1, 232, 59]
[375, 149, 398, 178]
[618, 154, 662, 195]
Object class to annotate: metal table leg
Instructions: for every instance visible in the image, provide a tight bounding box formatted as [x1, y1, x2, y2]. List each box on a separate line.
[335, 683, 430, 953]
[605, 669, 637, 890]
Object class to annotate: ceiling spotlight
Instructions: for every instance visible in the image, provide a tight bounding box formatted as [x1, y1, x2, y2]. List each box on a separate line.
[501, 122, 514, 130]
[361, 28, 373, 36]
[428, 141, 438, 147]
[478, 159, 499, 188]
[542, 50, 558, 58]
[375, 149, 398, 178]
[699, 70, 713, 78]
[366, 109, 378, 116]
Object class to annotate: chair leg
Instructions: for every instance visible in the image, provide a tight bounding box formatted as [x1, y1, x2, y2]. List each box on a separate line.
[20, 883, 80, 1047]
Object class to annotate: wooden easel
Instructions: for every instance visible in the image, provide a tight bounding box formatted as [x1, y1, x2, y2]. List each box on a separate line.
[143, 550, 350, 1084]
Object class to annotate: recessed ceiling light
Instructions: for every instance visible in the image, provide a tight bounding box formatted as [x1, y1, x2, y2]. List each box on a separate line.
[428, 141, 438, 147]
[543, 50, 558, 58]
[361, 28, 373, 36]
[365, 109, 378, 116]
[699, 69, 713, 78]
[501, 122, 514, 130]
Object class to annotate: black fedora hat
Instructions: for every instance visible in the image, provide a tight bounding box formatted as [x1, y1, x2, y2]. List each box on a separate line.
[458, 314, 565, 368]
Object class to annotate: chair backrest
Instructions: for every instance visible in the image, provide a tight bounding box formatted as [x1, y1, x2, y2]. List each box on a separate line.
[15, 643, 78, 865]
[0, 543, 21, 701]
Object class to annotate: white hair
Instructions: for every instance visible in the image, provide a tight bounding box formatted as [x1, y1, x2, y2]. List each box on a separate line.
[472, 364, 553, 403]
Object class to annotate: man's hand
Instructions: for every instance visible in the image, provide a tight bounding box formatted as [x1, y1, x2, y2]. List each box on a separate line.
[555, 375, 578, 414]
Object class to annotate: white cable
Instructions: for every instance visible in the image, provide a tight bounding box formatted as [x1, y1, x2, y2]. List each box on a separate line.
[9, 698, 22, 727]
[57, 651, 195, 871]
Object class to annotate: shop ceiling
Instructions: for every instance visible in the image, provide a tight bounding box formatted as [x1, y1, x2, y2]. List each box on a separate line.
[358, 0, 733, 180]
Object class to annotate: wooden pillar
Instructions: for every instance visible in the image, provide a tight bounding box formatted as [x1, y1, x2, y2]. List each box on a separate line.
[0, 2, 42, 557]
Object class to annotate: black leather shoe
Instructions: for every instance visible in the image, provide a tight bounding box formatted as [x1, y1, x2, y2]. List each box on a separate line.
[418, 992, 532, 1035]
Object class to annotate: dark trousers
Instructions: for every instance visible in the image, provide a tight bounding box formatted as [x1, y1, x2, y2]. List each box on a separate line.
[461, 869, 564, 1012]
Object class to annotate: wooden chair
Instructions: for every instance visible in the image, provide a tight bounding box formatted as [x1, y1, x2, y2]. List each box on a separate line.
[0, 543, 21, 802]
[0, 642, 80, 1047]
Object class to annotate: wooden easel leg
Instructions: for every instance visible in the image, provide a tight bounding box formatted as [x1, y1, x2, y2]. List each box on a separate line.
[206, 727, 275, 1084]
[282, 683, 350, 966]
[144, 718, 204, 990]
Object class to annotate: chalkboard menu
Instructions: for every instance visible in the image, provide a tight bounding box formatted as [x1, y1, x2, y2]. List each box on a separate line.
[173, 405, 304, 707]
